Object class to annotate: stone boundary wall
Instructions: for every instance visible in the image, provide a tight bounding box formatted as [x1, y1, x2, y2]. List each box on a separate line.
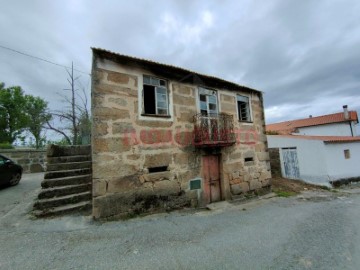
[269, 148, 281, 177]
[0, 149, 46, 173]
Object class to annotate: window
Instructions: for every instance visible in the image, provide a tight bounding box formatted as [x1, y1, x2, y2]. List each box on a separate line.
[237, 95, 251, 122]
[344, 149, 350, 159]
[143, 75, 169, 116]
[199, 88, 218, 116]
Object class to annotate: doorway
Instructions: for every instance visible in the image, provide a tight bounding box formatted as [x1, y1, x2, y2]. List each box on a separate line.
[281, 148, 300, 179]
[202, 155, 221, 204]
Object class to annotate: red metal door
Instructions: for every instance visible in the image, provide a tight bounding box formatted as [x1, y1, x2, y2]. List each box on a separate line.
[203, 155, 221, 204]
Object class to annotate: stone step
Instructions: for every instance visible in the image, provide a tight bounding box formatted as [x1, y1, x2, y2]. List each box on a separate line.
[41, 174, 92, 188]
[38, 183, 91, 199]
[33, 201, 91, 217]
[44, 168, 91, 179]
[47, 144, 91, 157]
[34, 191, 92, 210]
[47, 161, 92, 172]
[47, 155, 91, 164]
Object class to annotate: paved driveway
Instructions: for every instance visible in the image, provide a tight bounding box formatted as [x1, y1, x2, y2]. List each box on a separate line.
[0, 173, 43, 219]
[1, 175, 360, 269]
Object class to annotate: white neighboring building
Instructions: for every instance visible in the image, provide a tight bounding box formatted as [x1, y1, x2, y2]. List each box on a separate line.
[267, 106, 360, 185]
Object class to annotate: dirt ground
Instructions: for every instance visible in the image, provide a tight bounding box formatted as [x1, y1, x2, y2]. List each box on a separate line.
[271, 177, 329, 196]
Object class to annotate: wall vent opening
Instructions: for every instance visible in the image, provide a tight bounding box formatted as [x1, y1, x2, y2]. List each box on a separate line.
[245, 157, 253, 162]
[148, 166, 168, 173]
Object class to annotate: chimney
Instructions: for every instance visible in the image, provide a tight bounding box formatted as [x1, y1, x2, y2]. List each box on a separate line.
[343, 105, 349, 120]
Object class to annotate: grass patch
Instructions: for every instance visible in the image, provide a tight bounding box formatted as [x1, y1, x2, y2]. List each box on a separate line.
[274, 190, 297, 197]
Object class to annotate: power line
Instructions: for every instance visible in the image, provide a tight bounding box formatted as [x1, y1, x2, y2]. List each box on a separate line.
[0, 44, 90, 75]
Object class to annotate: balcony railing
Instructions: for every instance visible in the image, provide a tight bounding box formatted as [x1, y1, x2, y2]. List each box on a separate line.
[193, 113, 236, 147]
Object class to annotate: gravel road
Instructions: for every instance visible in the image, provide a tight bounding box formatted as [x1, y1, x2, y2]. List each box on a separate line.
[1, 174, 360, 269]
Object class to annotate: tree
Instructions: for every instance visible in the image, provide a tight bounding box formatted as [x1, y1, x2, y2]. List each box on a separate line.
[46, 63, 91, 145]
[0, 82, 51, 148]
[24, 95, 52, 149]
[0, 85, 28, 144]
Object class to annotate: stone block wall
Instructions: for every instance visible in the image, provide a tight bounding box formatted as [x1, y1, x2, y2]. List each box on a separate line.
[91, 55, 271, 219]
[269, 148, 281, 177]
[0, 149, 46, 173]
[221, 94, 271, 196]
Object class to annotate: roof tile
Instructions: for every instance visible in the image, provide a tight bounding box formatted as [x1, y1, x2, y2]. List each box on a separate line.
[266, 111, 358, 134]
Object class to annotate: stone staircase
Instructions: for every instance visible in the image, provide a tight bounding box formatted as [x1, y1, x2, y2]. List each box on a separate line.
[33, 145, 92, 217]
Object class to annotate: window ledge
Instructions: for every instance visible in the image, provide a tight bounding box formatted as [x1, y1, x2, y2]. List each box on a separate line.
[238, 120, 253, 124]
[141, 113, 171, 118]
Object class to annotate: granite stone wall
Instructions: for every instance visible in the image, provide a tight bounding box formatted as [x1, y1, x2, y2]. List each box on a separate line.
[0, 149, 46, 173]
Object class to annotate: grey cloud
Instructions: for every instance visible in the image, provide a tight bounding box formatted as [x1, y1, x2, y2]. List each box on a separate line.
[0, 0, 359, 125]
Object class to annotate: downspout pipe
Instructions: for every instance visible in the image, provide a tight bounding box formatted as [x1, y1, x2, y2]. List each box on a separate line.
[343, 105, 354, 137]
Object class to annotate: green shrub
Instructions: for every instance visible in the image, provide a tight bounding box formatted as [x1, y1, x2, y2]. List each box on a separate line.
[0, 143, 14, 149]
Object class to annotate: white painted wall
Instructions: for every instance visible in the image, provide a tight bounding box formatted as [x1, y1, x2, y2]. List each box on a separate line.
[297, 122, 354, 136]
[324, 142, 360, 180]
[267, 136, 329, 185]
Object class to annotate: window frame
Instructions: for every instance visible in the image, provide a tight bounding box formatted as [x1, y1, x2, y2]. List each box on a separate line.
[237, 94, 252, 122]
[141, 75, 170, 118]
[198, 87, 219, 116]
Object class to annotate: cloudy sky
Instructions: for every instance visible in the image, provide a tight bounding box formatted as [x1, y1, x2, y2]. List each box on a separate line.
[1, 0, 359, 128]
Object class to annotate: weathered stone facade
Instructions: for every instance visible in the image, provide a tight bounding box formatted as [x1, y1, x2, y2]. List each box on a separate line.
[0, 149, 46, 173]
[268, 148, 282, 177]
[91, 49, 271, 219]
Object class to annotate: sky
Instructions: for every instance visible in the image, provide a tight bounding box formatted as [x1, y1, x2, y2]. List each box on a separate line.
[1, 0, 359, 132]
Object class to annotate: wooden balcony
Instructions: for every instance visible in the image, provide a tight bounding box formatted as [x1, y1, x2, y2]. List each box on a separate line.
[193, 113, 236, 148]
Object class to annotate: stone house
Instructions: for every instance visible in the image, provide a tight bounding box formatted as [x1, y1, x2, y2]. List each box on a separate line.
[91, 48, 271, 219]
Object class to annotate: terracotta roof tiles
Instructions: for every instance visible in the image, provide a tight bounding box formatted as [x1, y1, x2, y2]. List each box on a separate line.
[266, 111, 358, 134]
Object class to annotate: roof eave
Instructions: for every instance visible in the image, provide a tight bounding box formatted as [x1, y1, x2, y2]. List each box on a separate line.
[91, 47, 262, 94]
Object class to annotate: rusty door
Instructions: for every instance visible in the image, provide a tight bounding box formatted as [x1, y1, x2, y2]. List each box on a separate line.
[203, 155, 221, 204]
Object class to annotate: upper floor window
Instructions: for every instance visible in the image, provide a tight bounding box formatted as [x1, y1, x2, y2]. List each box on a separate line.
[199, 88, 218, 116]
[237, 95, 251, 122]
[142, 75, 169, 116]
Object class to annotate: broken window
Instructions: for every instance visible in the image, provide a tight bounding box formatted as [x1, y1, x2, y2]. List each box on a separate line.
[237, 95, 251, 122]
[143, 75, 169, 116]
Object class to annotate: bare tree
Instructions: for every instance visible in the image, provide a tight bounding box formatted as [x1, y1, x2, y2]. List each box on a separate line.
[46, 63, 91, 145]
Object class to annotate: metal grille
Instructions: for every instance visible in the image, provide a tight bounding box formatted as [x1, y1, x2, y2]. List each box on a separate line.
[193, 113, 235, 147]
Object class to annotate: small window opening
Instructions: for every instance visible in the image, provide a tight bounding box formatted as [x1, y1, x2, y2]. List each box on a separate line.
[148, 166, 168, 173]
[245, 157, 253, 162]
[344, 149, 350, 159]
[237, 95, 251, 122]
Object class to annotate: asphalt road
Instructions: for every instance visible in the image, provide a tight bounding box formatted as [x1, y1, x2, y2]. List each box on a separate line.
[1, 174, 360, 269]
